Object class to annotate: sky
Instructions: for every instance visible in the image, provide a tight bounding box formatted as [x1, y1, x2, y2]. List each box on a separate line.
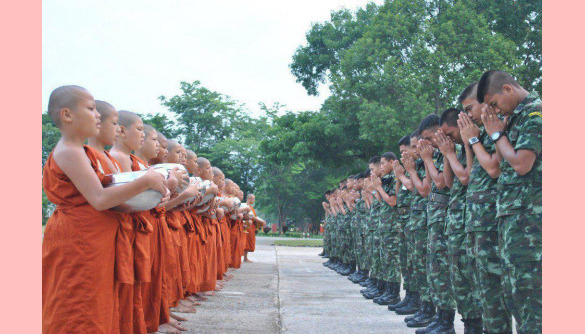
[42, 0, 383, 118]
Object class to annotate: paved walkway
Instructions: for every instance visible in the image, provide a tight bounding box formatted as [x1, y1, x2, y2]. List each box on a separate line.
[176, 237, 465, 333]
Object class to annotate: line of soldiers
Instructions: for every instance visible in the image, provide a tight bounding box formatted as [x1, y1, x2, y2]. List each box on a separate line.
[320, 70, 542, 334]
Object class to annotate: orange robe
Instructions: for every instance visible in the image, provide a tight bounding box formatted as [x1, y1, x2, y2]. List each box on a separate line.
[165, 211, 185, 306]
[129, 155, 171, 333]
[229, 218, 243, 269]
[220, 216, 231, 272]
[199, 215, 217, 291]
[244, 207, 257, 252]
[101, 151, 142, 334]
[188, 210, 206, 293]
[42, 145, 119, 333]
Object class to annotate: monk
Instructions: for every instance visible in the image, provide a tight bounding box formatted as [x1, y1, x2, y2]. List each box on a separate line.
[243, 194, 264, 263]
[211, 167, 229, 283]
[194, 157, 220, 294]
[111, 115, 184, 334]
[88, 101, 139, 334]
[42, 85, 166, 334]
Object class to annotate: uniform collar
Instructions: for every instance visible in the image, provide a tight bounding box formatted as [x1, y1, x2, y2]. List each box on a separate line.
[513, 91, 540, 115]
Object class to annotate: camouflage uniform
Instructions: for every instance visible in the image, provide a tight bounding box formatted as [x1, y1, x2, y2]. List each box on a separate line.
[446, 145, 482, 320]
[396, 174, 413, 293]
[410, 160, 431, 302]
[378, 174, 401, 284]
[466, 129, 512, 333]
[341, 204, 352, 263]
[426, 151, 456, 311]
[346, 204, 356, 264]
[497, 92, 542, 334]
[368, 195, 382, 279]
[353, 198, 366, 269]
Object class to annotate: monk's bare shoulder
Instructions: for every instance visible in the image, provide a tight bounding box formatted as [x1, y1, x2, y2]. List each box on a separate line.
[52, 143, 88, 172]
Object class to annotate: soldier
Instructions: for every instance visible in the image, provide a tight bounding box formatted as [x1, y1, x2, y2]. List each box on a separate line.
[372, 152, 400, 306]
[458, 82, 513, 334]
[416, 114, 457, 334]
[349, 174, 369, 283]
[361, 157, 386, 299]
[357, 169, 373, 287]
[477, 70, 542, 334]
[399, 133, 433, 327]
[437, 108, 483, 333]
[389, 135, 415, 311]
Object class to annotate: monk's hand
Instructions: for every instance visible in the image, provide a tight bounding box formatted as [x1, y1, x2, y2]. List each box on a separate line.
[170, 168, 188, 188]
[158, 188, 171, 207]
[458, 112, 479, 143]
[208, 184, 219, 195]
[481, 104, 504, 136]
[145, 169, 168, 195]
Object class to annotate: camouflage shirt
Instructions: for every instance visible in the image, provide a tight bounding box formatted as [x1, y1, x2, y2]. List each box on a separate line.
[427, 151, 450, 226]
[410, 159, 428, 230]
[497, 91, 542, 217]
[446, 144, 467, 234]
[379, 174, 397, 231]
[465, 129, 498, 232]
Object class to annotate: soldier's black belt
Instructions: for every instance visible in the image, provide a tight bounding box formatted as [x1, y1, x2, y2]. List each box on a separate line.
[428, 192, 450, 204]
[467, 190, 497, 204]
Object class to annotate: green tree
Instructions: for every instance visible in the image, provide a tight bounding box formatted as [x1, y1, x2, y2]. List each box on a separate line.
[139, 112, 179, 139]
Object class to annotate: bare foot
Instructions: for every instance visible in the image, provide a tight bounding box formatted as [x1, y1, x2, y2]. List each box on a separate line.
[169, 318, 187, 331]
[156, 323, 181, 333]
[170, 313, 188, 321]
[186, 296, 202, 305]
[171, 304, 197, 313]
[179, 299, 198, 308]
[200, 291, 215, 296]
[244, 259, 253, 263]
[193, 293, 208, 301]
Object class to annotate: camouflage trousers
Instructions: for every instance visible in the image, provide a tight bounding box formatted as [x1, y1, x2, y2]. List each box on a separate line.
[356, 228, 368, 270]
[364, 229, 375, 271]
[498, 213, 542, 334]
[395, 212, 409, 291]
[427, 221, 456, 310]
[402, 216, 415, 293]
[379, 219, 402, 283]
[370, 229, 383, 279]
[412, 226, 431, 302]
[469, 230, 512, 333]
[447, 230, 482, 319]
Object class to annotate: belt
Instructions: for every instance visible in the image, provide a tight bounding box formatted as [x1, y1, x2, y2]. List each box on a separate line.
[429, 192, 450, 204]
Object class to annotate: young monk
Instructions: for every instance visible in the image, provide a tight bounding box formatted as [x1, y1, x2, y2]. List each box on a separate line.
[243, 194, 260, 263]
[110, 114, 184, 334]
[211, 167, 229, 283]
[88, 101, 139, 334]
[42, 86, 167, 334]
[194, 157, 220, 294]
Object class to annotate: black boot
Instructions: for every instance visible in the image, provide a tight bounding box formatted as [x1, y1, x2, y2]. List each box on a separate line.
[391, 290, 410, 311]
[341, 263, 354, 276]
[462, 318, 482, 334]
[373, 282, 392, 305]
[350, 269, 365, 283]
[432, 309, 455, 334]
[360, 278, 376, 294]
[364, 279, 384, 299]
[407, 301, 436, 327]
[348, 268, 360, 282]
[396, 292, 420, 315]
[358, 272, 370, 286]
[414, 310, 441, 333]
[386, 282, 401, 306]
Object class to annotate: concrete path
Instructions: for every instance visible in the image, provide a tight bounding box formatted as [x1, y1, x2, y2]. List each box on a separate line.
[176, 237, 465, 333]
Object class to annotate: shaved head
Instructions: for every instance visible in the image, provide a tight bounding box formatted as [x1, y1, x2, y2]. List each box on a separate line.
[167, 139, 179, 152]
[47, 85, 91, 127]
[117, 110, 141, 128]
[157, 132, 167, 142]
[143, 124, 156, 137]
[196, 157, 210, 168]
[95, 100, 116, 120]
[212, 167, 223, 176]
[186, 149, 197, 159]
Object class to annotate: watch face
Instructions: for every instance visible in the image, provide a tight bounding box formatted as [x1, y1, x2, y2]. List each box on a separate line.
[491, 132, 500, 141]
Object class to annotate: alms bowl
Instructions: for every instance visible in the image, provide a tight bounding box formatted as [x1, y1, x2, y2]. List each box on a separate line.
[106, 171, 164, 212]
[152, 163, 190, 193]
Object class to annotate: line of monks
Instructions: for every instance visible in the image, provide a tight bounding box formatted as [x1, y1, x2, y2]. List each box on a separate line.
[42, 85, 266, 334]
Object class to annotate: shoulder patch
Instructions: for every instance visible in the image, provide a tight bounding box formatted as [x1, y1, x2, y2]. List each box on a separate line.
[528, 111, 542, 118]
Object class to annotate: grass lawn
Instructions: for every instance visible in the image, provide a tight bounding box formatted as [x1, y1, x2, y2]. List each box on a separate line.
[273, 239, 323, 247]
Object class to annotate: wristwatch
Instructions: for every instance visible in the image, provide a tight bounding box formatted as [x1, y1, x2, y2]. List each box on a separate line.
[491, 131, 505, 142]
[468, 137, 480, 146]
